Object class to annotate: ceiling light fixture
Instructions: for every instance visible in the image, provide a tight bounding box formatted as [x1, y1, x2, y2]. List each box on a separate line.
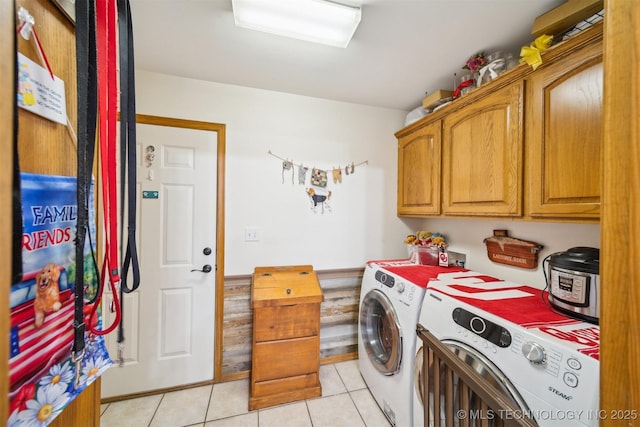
[231, 0, 362, 48]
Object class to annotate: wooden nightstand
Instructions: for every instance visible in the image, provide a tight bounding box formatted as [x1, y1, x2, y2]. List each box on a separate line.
[249, 265, 324, 410]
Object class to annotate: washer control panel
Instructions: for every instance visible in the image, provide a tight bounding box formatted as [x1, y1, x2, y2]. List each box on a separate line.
[511, 334, 586, 389]
[452, 307, 512, 348]
[375, 270, 395, 288]
[374, 270, 417, 305]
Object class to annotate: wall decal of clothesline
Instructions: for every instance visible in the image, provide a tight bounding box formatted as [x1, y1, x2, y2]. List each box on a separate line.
[267, 150, 368, 214]
[267, 150, 369, 185]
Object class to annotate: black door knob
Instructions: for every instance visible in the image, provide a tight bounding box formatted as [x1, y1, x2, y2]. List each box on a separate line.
[203, 247, 212, 255]
[191, 264, 212, 273]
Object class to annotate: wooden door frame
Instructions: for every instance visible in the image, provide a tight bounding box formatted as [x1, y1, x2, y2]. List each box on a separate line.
[1, 0, 14, 423]
[600, 0, 640, 421]
[133, 114, 227, 384]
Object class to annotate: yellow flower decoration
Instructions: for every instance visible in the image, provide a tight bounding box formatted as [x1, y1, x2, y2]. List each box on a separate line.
[520, 34, 553, 70]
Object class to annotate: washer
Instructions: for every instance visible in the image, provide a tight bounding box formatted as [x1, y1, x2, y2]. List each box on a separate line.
[413, 271, 600, 427]
[358, 260, 463, 426]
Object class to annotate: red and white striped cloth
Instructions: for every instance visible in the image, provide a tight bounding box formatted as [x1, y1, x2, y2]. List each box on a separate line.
[9, 290, 74, 392]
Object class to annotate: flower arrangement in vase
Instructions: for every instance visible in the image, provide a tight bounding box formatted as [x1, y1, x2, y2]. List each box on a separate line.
[453, 52, 487, 98]
[463, 52, 487, 72]
[404, 231, 447, 265]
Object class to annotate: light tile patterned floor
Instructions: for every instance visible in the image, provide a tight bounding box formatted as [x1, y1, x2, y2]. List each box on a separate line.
[100, 361, 392, 427]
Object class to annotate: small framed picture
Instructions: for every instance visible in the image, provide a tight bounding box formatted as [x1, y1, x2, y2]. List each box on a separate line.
[51, 0, 75, 25]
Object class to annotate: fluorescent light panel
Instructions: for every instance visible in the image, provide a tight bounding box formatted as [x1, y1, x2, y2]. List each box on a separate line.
[232, 0, 361, 48]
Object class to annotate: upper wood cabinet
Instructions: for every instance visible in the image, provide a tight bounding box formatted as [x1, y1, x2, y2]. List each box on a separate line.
[397, 120, 442, 215]
[526, 39, 603, 219]
[396, 22, 603, 222]
[442, 82, 524, 216]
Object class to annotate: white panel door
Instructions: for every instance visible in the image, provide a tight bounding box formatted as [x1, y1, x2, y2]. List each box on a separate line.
[102, 122, 217, 397]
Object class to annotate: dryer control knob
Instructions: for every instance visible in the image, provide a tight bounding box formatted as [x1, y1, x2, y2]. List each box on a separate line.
[396, 282, 405, 293]
[522, 341, 546, 364]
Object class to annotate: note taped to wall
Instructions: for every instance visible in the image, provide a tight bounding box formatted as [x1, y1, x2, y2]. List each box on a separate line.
[17, 52, 67, 125]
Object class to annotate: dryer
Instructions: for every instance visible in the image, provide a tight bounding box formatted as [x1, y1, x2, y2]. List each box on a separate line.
[413, 271, 600, 427]
[358, 260, 464, 426]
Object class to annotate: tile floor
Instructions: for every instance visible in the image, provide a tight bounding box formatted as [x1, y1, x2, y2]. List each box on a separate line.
[99, 360, 392, 427]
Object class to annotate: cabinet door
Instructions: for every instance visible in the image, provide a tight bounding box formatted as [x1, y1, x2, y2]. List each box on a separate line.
[442, 82, 524, 216]
[526, 41, 602, 219]
[252, 336, 320, 382]
[397, 120, 441, 215]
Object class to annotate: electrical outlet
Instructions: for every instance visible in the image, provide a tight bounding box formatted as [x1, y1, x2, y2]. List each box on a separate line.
[447, 250, 467, 267]
[245, 227, 260, 242]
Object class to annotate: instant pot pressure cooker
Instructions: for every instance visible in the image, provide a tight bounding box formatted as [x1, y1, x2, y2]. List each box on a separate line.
[545, 247, 600, 324]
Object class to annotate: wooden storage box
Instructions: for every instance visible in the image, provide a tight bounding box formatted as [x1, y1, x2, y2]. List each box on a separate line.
[249, 265, 324, 410]
[483, 230, 543, 269]
[531, 0, 603, 36]
[422, 90, 453, 110]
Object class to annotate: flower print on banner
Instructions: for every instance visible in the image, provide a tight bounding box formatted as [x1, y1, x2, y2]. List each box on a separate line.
[15, 384, 70, 427]
[9, 383, 36, 415]
[9, 353, 111, 426]
[8, 408, 21, 427]
[38, 362, 74, 394]
[79, 356, 111, 386]
[11, 360, 75, 426]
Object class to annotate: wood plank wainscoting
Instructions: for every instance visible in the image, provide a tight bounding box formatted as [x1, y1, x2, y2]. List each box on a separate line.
[220, 268, 363, 381]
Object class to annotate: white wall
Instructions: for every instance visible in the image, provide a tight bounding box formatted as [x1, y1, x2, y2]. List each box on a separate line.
[135, 70, 600, 282]
[135, 70, 412, 275]
[404, 216, 600, 289]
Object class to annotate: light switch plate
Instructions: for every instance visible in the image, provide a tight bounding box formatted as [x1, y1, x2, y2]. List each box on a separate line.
[245, 227, 259, 241]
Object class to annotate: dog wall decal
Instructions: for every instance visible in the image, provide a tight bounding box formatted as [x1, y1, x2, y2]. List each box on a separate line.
[306, 188, 332, 214]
